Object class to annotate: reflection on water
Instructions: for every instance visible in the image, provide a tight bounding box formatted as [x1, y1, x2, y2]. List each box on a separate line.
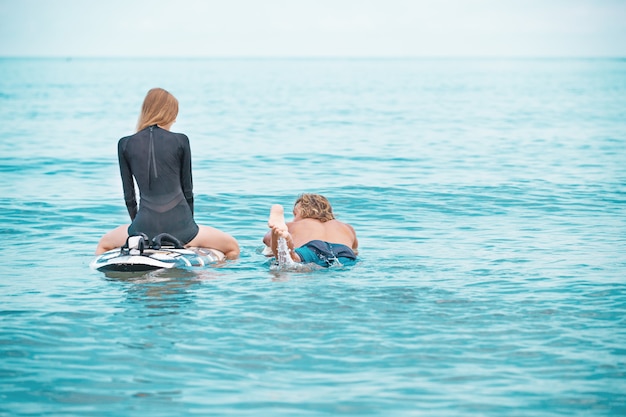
[105, 268, 225, 314]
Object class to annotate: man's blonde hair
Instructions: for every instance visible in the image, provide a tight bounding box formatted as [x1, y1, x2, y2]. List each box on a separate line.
[295, 193, 335, 222]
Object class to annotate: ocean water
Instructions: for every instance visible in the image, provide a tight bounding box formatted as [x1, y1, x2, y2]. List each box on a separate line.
[0, 57, 625, 416]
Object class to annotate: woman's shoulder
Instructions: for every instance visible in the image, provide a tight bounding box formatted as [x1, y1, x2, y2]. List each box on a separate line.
[174, 131, 190, 141]
[119, 128, 144, 142]
[171, 131, 190, 148]
[117, 133, 134, 150]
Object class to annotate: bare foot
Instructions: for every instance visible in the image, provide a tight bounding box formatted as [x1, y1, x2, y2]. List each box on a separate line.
[268, 204, 298, 259]
[268, 204, 288, 236]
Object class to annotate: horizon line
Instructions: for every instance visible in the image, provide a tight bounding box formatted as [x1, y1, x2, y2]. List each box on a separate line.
[1, 55, 625, 60]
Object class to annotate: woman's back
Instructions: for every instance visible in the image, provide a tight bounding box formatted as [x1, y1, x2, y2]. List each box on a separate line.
[118, 126, 193, 209]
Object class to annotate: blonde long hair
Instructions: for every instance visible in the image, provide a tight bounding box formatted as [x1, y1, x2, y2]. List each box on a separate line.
[136, 88, 179, 131]
[295, 193, 335, 222]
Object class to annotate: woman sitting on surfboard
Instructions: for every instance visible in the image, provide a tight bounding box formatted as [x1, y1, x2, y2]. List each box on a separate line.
[263, 193, 358, 267]
[95, 88, 239, 259]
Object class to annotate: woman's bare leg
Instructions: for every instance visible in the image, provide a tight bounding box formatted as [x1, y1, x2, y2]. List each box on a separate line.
[95, 224, 129, 254]
[186, 225, 240, 260]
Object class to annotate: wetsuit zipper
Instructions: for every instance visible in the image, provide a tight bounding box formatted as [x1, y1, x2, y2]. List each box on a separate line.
[148, 125, 158, 189]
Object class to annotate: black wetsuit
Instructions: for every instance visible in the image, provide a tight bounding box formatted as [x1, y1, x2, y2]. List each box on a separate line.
[118, 125, 199, 243]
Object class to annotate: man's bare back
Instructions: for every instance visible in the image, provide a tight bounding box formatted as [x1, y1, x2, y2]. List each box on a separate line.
[286, 218, 357, 250]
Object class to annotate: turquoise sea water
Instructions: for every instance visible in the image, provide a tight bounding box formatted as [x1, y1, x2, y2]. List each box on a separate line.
[1, 58, 625, 416]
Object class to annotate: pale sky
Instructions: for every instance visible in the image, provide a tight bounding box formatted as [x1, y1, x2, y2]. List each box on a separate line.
[0, 0, 625, 57]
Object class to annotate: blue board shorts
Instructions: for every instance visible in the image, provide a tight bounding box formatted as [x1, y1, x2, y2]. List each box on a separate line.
[293, 240, 357, 267]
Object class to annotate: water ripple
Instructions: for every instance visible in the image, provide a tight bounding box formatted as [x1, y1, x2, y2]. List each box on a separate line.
[1, 58, 625, 416]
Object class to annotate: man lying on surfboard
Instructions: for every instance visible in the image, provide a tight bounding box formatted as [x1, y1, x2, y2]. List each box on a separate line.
[263, 194, 358, 267]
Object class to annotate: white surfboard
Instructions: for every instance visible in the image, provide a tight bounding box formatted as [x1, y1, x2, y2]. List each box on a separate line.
[91, 247, 225, 272]
[90, 233, 225, 272]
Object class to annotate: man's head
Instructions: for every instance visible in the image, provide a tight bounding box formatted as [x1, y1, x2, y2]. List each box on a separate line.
[293, 193, 335, 222]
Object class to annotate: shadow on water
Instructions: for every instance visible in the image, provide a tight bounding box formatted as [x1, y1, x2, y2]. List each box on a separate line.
[102, 267, 226, 313]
